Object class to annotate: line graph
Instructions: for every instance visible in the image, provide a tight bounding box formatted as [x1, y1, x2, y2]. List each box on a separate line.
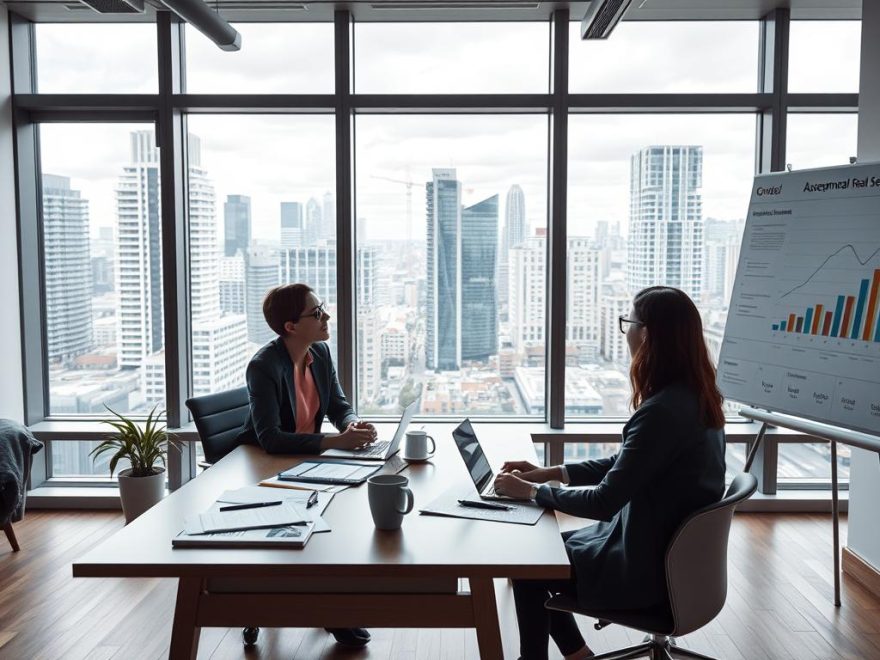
[780, 244, 880, 299]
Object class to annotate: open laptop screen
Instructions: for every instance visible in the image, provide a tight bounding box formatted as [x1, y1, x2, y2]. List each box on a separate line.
[452, 419, 493, 491]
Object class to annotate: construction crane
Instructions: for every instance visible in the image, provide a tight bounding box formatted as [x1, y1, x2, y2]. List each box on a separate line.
[371, 169, 415, 242]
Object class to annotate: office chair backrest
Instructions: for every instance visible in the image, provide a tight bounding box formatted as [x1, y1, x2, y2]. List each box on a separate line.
[665, 472, 758, 636]
[185, 387, 250, 464]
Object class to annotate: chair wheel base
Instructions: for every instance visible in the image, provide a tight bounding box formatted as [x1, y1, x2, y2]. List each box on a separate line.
[242, 627, 259, 646]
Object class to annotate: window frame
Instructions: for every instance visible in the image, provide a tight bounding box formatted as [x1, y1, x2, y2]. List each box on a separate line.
[11, 9, 858, 493]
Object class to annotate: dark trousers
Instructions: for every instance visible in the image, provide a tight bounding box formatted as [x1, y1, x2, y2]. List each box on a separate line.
[512, 532, 586, 660]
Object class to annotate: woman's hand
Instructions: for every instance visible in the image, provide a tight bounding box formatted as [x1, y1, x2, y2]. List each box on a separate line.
[501, 461, 559, 484]
[323, 426, 374, 451]
[351, 420, 378, 442]
[493, 472, 534, 500]
[501, 460, 539, 474]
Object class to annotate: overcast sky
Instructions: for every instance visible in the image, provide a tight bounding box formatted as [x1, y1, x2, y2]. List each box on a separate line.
[36, 19, 861, 243]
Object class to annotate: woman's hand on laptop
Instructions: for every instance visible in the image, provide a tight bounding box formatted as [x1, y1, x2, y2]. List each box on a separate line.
[351, 419, 378, 442]
[501, 461, 555, 484]
[494, 472, 533, 499]
[322, 426, 375, 450]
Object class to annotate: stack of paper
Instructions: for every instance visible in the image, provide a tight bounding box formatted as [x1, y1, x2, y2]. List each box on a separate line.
[215, 486, 334, 533]
[183, 501, 307, 535]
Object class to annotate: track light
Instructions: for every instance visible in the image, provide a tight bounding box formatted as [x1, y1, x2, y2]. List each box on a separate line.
[159, 0, 241, 51]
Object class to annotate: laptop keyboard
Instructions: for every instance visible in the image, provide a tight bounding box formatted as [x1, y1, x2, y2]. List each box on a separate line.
[355, 440, 390, 457]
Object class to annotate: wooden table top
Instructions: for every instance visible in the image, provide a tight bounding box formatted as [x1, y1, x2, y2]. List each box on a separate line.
[72, 423, 571, 580]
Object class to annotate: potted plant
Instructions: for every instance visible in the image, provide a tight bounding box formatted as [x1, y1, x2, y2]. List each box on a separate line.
[90, 406, 181, 524]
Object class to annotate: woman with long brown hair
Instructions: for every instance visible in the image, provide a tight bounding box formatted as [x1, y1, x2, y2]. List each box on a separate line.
[495, 286, 727, 660]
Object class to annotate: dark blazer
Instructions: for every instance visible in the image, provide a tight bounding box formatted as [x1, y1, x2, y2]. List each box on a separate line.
[536, 383, 726, 611]
[236, 338, 359, 455]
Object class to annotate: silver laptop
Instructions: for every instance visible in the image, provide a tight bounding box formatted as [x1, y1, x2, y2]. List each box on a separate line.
[321, 399, 419, 461]
[451, 418, 529, 501]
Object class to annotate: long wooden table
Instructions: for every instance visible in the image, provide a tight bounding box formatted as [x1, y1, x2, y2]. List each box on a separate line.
[73, 425, 570, 659]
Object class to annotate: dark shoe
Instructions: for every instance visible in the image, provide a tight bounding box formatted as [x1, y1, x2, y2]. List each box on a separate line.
[242, 627, 259, 646]
[325, 627, 371, 648]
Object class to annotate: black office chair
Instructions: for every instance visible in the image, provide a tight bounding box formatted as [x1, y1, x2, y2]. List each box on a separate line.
[185, 387, 258, 647]
[545, 472, 758, 660]
[185, 386, 250, 466]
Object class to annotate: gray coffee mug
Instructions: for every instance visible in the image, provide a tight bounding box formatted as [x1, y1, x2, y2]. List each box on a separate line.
[368, 474, 414, 530]
[404, 430, 436, 460]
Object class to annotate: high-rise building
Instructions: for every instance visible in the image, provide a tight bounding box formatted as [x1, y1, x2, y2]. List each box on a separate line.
[219, 252, 246, 315]
[601, 290, 632, 364]
[305, 197, 322, 247]
[508, 236, 603, 355]
[245, 246, 280, 345]
[91, 225, 115, 295]
[117, 131, 248, 403]
[116, 130, 163, 370]
[280, 243, 381, 400]
[705, 218, 744, 304]
[628, 145, 704, 301]
[498, 184, 526, 318]
[280, 202, 304, 248]
[461, 195, 499, 361]
[567, 237, 604, 351]
[321, 191, 336, 241]
[426, 169, 461, 371]
[223, 194, 251, 257]
[42, 174, 93, 363]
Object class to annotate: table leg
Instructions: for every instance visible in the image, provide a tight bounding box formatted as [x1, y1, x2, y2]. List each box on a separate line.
[169, 577, 203, 660]
[470, 577, 504, 660]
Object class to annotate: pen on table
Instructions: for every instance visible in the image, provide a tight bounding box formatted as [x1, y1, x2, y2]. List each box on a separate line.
[306, 491, 319, 509]
[457, 499, 513, 511]
[219, 501, 283, 512]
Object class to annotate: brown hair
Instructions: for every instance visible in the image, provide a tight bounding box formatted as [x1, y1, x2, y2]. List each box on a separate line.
[629, 286, 724, 429]
[262, 283, 314, 336]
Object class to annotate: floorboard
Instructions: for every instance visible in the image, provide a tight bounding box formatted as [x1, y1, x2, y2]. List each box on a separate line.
[1, 511, 878, 659]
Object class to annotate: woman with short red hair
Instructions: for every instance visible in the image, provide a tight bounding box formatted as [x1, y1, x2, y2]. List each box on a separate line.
[495, 286, 727, 660]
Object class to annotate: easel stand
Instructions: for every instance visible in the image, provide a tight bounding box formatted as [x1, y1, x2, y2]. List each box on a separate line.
[741, 407, 880, 607]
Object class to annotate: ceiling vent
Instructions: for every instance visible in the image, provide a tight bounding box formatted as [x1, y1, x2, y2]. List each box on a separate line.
[581, 0, 633, 39]
[77, 0, 145, 13]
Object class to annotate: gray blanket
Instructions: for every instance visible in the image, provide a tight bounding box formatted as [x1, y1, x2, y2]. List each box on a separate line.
[0, 419, 43, 524]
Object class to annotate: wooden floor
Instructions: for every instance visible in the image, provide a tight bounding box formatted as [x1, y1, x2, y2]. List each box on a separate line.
[1, 511, 879, 660]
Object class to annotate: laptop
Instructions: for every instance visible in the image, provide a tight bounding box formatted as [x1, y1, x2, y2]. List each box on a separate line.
[320, 399, 419, 461]
[451, 418, 529, 501]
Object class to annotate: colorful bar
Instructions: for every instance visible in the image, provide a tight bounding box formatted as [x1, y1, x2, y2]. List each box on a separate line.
[850, 278, 870, 339]
[788, 313, 796, 333]
[781, 320, 787, 331]
[811, 304, 824, 335]
[803, 308, 814, 334]
[831, 296, 845, 336]
[822, 311, 832, 336]
[795, 316, 804, 333]
[772, 323, 779, 331]
[840, 296, 855, 338]
[862, 269, 880, 341]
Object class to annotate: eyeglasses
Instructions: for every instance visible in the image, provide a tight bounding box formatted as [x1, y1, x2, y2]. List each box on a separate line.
[298, 302, 326, 322]
[618, 315, 644, 335]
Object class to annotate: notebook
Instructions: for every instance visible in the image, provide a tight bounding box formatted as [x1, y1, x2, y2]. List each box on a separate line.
[173, 521, 316, 548]
[278, 459, 382, 485]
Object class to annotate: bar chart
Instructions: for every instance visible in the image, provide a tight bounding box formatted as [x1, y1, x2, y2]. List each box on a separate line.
[771, 267, 880, 342]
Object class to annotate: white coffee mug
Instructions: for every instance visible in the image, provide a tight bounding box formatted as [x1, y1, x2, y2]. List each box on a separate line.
[404, 430, 436, 461]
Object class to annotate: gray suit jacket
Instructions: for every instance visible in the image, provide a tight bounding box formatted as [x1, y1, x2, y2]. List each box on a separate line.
[236, 338, 358, 454]
[536, 383, 726, 611]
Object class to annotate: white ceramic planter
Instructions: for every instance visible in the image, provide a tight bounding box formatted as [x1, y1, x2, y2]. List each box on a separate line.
[118, 468, 166, 524]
